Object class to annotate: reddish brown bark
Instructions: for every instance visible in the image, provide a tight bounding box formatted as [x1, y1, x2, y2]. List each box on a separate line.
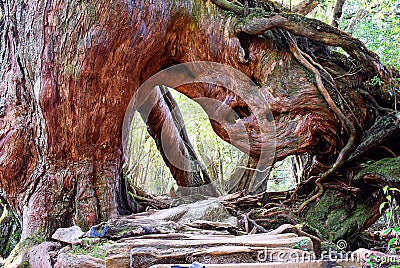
[0, 0, 399, 248]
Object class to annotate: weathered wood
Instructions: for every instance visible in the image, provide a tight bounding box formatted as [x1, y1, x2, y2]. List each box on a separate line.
[185, 220, 238, 234]
[88, 219, 181, 240]
[105, 232, 314, 268]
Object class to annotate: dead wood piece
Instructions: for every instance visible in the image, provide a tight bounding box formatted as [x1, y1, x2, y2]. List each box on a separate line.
[107, 246, 318, 268]
[105, 232, 314, 268]
[132, 194, 172, 210]
[115, 233, 304, 248]
[265, 224, 321, 256]
[322, 181, 360, 194]
[185, 220, 238, 234]
[88, 218, 181, 240]
[217, 191, 243, 202]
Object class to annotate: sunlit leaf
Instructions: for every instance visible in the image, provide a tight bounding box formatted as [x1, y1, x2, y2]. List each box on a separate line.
[384, 228, 393, 235]
[388, 237, 397, 247]
[383, 185, 389, 194]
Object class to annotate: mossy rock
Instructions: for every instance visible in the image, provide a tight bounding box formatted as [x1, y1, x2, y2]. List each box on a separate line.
[354, 156, 400, 185]
[305, 190, 370, 243]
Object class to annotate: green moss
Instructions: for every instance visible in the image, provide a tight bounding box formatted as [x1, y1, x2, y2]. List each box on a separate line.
[356, 157, 400, 184]
[321, 241, 337, 252]
[0, 201, 21, 258]
[305, 190, 370, 242]
[20, 260, 31, 268]
[327, 202, 368, 241]
[70, 239, 110, 259]
[223, 10, 236, 17]
[305, 70, 316, 84]
[20, 233, 46, 248]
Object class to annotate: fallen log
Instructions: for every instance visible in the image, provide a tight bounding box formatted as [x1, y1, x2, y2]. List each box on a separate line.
[105, 232, 315, 267]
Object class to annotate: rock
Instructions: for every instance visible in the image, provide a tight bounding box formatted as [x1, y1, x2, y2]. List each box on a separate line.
[148, 199, 238, 227]
[54, 253, 105, 268]
[58, 245, 72, 255]
[28, 241, 61, 268]
[86, 200, 238, 240]
[88, 219, 179, 240]
[52, 226, 84, 244]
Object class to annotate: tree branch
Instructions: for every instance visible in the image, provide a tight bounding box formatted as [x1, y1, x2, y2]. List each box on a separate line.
[331, 0, 346, 28]
[234, 13, 389, 80]
[292, 0, 319, 15]
[209, 0, 245, 15]
[346, 8, 368, 34]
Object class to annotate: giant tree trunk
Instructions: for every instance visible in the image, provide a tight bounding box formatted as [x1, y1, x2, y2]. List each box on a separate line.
[0, 0, 176, 237]
[1, 0, 399, 258]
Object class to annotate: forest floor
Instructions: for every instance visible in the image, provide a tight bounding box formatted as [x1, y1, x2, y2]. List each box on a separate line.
[20, 191, 400, 268]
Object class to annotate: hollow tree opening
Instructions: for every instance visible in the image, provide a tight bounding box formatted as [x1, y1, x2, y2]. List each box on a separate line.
[124, 87, 247, 197]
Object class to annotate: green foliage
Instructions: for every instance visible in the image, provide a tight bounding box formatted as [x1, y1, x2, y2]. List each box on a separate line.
[308, 0, 400, 69]
[380, 186, 400, 252]
[20, 260, 31, 268]
[369, 75, 384, 86]
[309, 0, 336, 23]
[70, 238, 109, 259]
[367, 186, 400, 267]
[20, 233, 46, 248]
[342, 0, 400, 68]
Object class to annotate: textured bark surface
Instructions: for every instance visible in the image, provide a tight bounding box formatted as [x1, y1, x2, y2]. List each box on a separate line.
[0, 0, 399, 255]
